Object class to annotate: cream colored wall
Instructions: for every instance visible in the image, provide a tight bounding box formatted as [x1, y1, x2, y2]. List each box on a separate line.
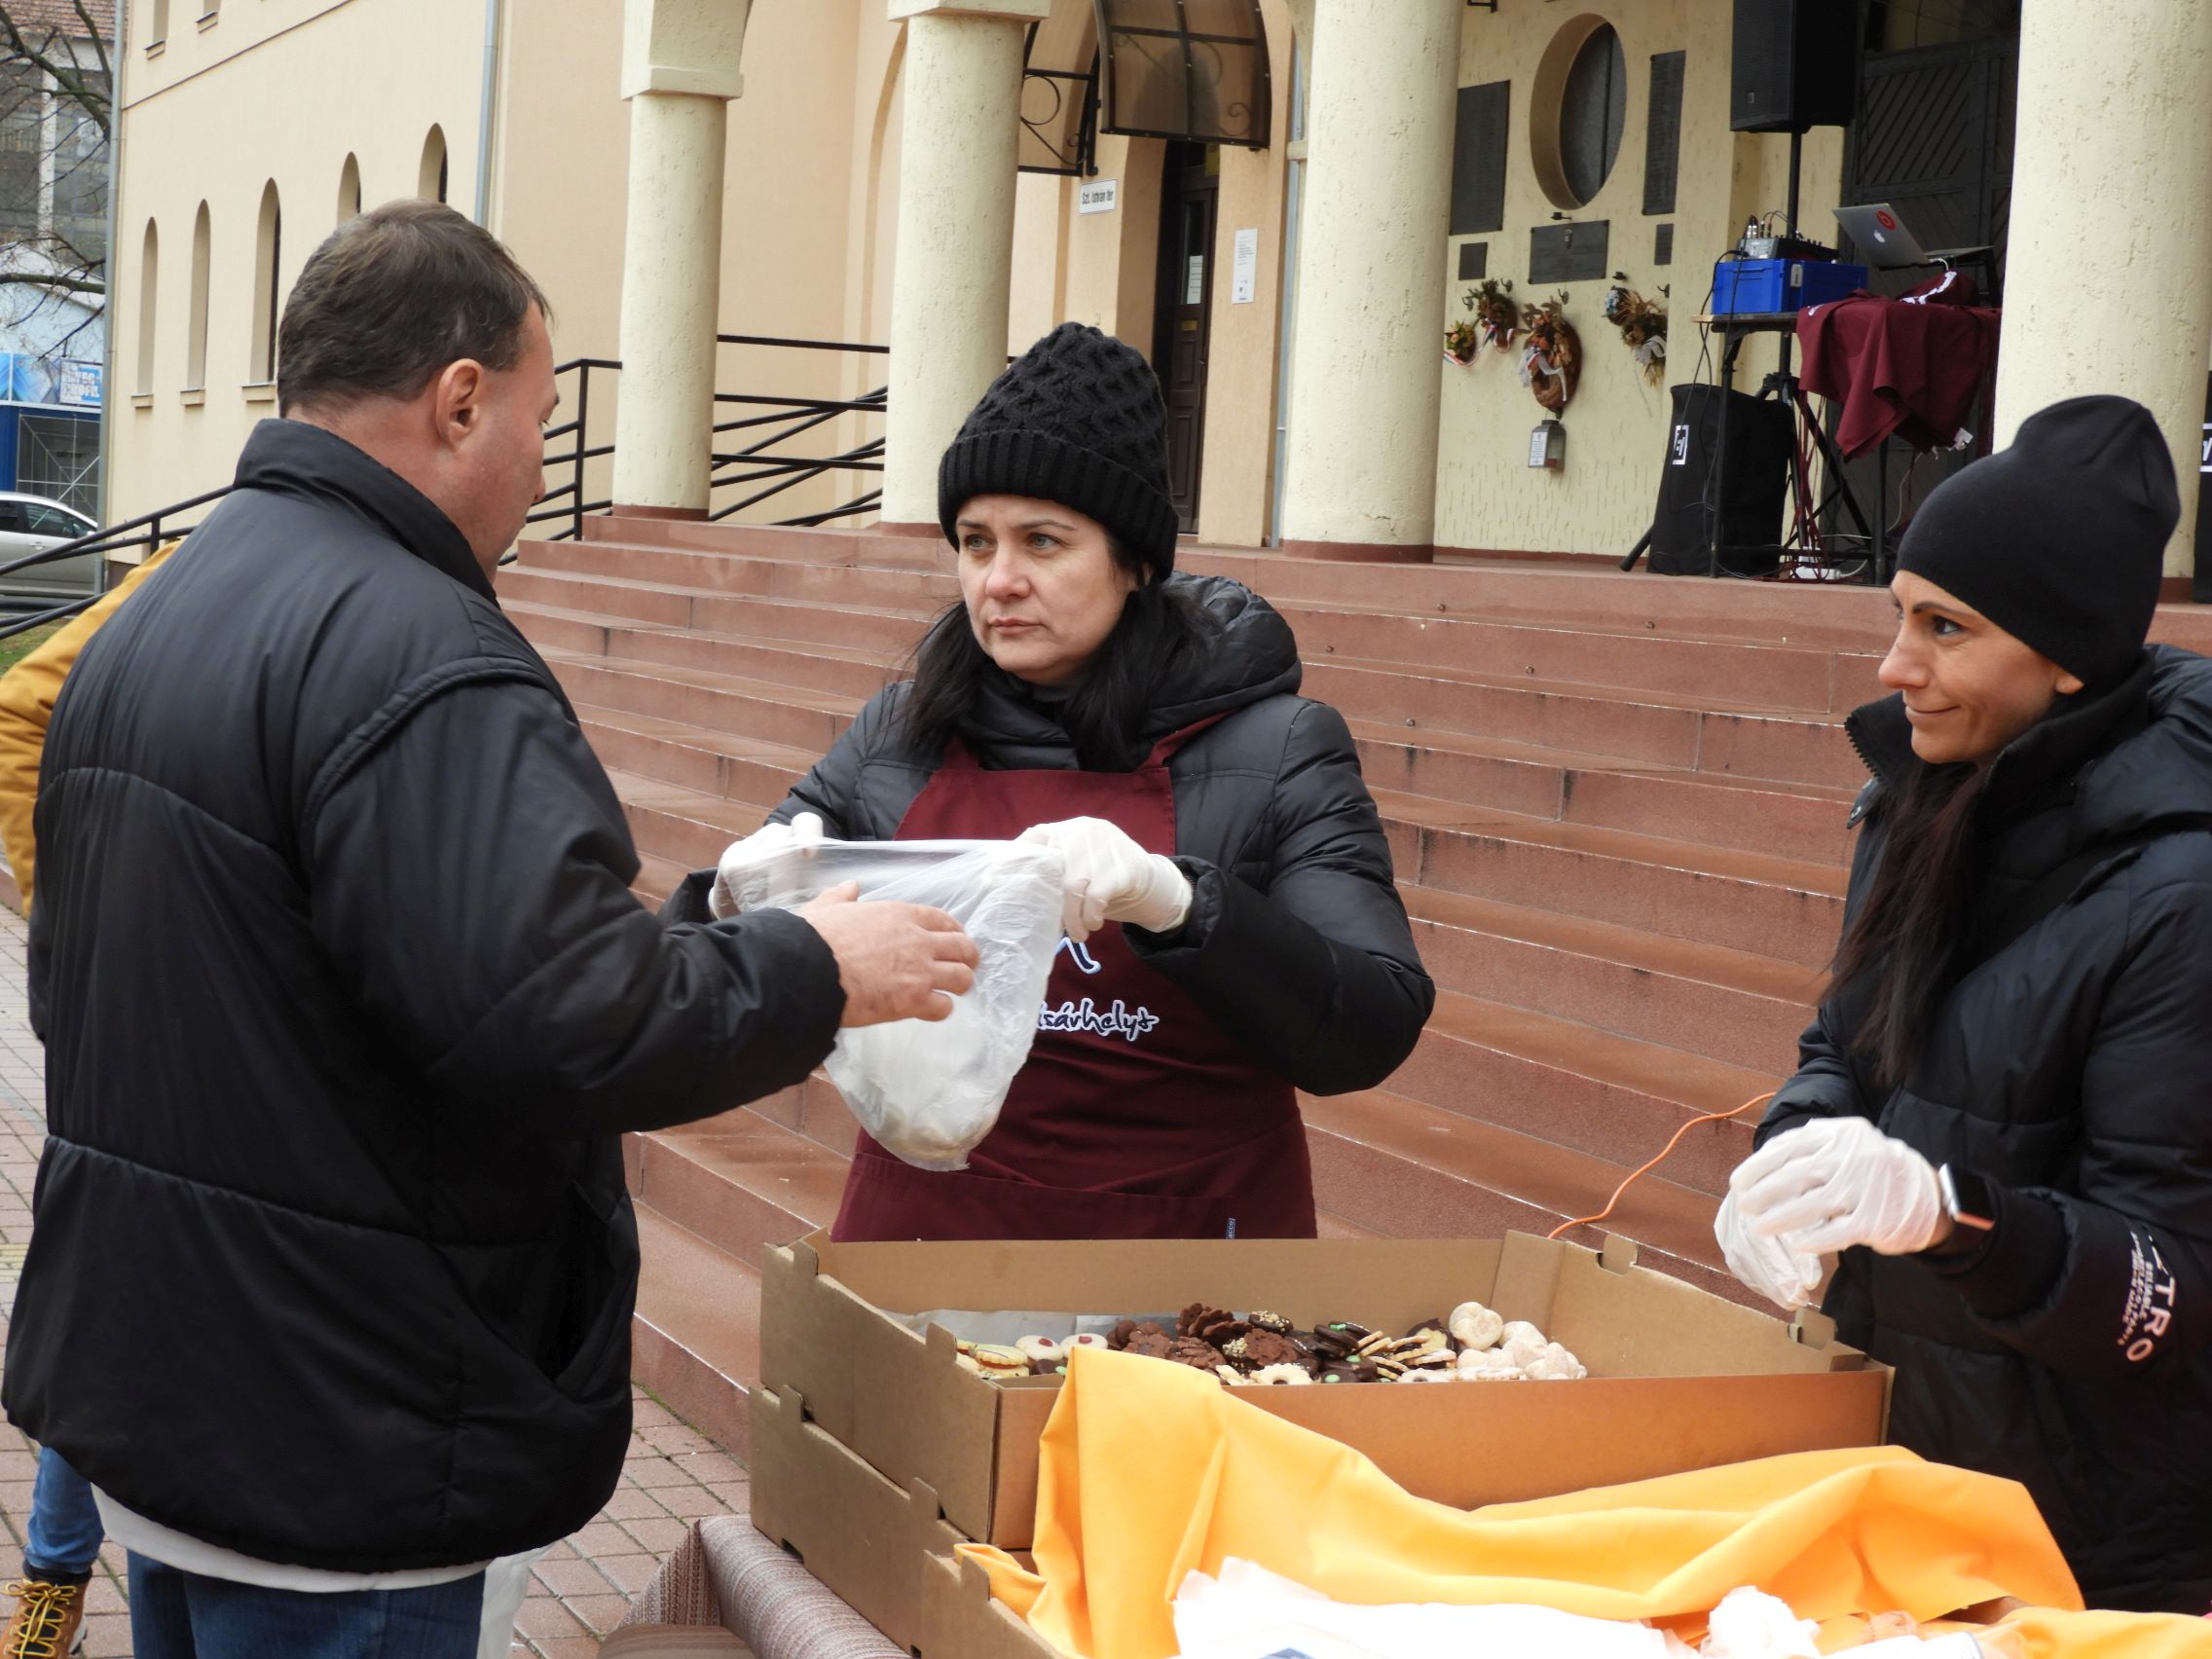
[1430, 0, 1842, 556]
[110, 0, 1855, 555]
[112, 0, 486, 523]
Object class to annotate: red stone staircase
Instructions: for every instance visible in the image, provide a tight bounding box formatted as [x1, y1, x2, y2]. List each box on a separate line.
[496, 514, 2212, 1456]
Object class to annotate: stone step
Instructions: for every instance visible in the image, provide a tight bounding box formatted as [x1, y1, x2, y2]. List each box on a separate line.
[631, 1203, 759, 1459]
[1393, 989, 1770, 1199]
[1282, 600, 1883, 714]
[1300, 1088, 1748, 1306]
[498, 564, 702, 626]
[517, 534, 963, 613]
[540, 647, 861, 757]
[1309, 655, 1862, 788]
[1379, 791, 1846, 967]
[576, 705, 818, 807]
[1347, 721, 1858, 866]
[1401, 885, 1818, 1074]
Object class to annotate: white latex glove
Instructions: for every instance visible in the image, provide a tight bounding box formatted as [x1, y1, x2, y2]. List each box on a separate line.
[1729, 1115, 1946, 1258]
[1016, 816, 1192, 943]
[1714, 1189, 1825, 1312]
[709, 811, 825, 919]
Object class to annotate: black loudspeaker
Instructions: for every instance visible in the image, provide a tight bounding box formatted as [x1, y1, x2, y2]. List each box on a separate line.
[1646, 385, 1794, 576]
[1731, 0, 1860, 133]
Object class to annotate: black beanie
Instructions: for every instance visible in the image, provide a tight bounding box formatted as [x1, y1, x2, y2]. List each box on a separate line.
[938, 321, 1180, 577]
[1897, 394, 2178, 686]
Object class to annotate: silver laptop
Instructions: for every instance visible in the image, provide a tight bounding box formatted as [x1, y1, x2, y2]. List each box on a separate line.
[1834, 203, 1930, 268]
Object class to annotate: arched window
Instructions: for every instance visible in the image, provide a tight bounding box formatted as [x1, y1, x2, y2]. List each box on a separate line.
[185, 202, 210, 393]
[419, 126, 448, 204]
[337, 153, 361, 223]
[134, 220, 159, 395]
[147, 0, 169, 46]
[250, 181, 280, 384]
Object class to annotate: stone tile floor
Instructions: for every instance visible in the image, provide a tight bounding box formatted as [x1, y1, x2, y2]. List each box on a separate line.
[0, 906, 739, 1657]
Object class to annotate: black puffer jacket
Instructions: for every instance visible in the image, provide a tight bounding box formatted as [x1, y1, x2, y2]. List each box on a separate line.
[9, 421, 844, 1572]
[735, 575, 1434, 1098]
[1759, 645, 2212, 1611]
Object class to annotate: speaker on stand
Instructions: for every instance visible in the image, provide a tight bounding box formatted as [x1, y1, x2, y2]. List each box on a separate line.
[1731, 0, 1860, 135]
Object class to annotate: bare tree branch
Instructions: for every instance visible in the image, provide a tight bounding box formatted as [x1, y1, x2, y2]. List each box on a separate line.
[0, 270, 100, 292]
[0, 13, 106, 140]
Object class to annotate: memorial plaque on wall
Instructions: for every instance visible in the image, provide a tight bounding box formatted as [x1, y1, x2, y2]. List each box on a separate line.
[1530, 221, 1609, 285]
[1451, 82, 1511, 236]
[1457, 240, 1489, 279]
[1644, 52, 1686, 215]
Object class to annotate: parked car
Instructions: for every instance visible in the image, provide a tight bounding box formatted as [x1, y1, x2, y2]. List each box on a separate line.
[0, 494, 100, 602]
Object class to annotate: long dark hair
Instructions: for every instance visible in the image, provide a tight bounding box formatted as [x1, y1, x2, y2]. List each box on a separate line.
[1828, 761, 1989, 1089]
[902, 541, 1207, 772]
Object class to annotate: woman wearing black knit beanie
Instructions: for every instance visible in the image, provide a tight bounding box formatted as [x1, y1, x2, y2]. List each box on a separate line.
[1714, 395, 2212, 1610]
[711, 321, 1432, 1242]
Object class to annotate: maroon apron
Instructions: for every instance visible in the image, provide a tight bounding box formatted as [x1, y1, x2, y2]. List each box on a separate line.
[830, 723, 1316, 1242]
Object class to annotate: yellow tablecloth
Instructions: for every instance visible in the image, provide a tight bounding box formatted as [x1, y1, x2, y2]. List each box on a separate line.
[960, 1347, 2212, 1659]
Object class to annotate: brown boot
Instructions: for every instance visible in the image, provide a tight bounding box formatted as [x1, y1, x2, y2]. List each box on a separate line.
[0, 1577, 85, 1657]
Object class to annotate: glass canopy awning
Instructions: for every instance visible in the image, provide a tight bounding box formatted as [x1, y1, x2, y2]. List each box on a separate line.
[1020, 0, 1272, 176]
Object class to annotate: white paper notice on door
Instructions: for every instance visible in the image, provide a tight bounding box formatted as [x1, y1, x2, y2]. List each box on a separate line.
[1232, 228, 1258, 304]
[1186, 255, 1205, 305]
[1078, 179, 1119, 214]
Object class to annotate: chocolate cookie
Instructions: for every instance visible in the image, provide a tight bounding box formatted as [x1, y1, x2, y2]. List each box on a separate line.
[1317, 1358, 1381, 1384]
[1198, 1314, 1252, 1348]
[1247, 1309, 1296, 1336]
[1123, 1321, 1174, 1359]
[1235, 1329, 1307, 1371]
[1108, 1319, 1140, 1351]
[1178, 1303, 1235, 1340]
[1165, 1336, 1228, 1371]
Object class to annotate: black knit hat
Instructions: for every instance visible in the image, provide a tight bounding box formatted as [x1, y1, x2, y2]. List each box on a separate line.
[938, 321, 1179, 576]
[1897, 395, 2178, 686]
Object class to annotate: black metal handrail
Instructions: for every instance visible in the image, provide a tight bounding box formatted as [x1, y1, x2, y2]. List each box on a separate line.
[0, 336, 896, 624]
[530, 336, 894, 545]
[0, 486, 237, 643]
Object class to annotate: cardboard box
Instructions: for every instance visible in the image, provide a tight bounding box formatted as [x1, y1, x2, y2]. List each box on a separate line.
[747, 1382, 967, 1649]
[760, 1229, 1890, 1552]
[915, 1549, 1057, 1659]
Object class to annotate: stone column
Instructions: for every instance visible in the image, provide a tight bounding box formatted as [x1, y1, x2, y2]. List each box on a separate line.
[1279, 0, 1459, 561]
[879, 0, 1050, 530]
[1994, 3, 2212, 578]
[611, 0, 752, 517]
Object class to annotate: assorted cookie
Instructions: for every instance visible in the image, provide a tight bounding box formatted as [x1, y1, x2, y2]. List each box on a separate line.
[957, 1296, 1589, 1386]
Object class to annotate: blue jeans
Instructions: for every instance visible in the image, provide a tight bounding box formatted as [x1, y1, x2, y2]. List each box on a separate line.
[23, 1450, 102, 1579]
[127, 1556, 485, 1659]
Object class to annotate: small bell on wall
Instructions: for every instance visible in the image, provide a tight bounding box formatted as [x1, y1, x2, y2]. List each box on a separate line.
[1528, 419, 1566, 470]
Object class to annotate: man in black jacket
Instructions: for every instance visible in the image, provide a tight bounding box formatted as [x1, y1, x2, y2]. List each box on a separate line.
[6, 201, 976, 1657]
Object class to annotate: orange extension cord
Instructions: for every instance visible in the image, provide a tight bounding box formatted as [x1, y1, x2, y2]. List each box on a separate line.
[1545, 1092, 1777, 1241]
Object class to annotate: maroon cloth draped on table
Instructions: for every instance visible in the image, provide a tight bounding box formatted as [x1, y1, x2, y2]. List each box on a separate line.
[1797, 280, 2001, 461]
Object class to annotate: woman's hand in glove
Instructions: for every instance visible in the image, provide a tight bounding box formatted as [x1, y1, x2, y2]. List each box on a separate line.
[1729, 1115, 1948, 1258]
[1016, 817, 1192, 943]
[1714, 1189, 1825, 1310]
[709, 811, 826, 919]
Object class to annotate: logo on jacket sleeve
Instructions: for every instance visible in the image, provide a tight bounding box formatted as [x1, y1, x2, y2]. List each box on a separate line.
[2120, 1229, 2178, 1364]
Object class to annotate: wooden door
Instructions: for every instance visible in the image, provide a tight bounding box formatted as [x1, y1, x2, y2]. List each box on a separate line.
[1153, 142, 1218, 535]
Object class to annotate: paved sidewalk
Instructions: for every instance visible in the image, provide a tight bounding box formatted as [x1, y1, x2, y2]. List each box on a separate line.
[0, 907, 737, 1657]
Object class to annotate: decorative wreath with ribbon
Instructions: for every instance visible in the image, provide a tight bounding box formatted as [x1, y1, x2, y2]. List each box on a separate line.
[1518, 291, 1579, 414]
[1603, 284, 1669, 385]
[1446, 276, 1520, 365]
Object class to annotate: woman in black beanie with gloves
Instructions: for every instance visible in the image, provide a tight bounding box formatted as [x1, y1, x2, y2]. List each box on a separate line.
[710, 322, 1432, 1242]
[1714, 395, 2212, 1611]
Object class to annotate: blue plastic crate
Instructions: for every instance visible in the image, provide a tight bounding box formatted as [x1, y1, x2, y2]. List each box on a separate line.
[1711, 258, 1868, 314]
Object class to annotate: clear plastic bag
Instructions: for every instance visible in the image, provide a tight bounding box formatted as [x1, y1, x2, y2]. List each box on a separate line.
[721, 836, 1067, 1171]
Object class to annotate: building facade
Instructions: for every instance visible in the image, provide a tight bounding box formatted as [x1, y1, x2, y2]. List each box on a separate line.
[106, 0, 2212, 578]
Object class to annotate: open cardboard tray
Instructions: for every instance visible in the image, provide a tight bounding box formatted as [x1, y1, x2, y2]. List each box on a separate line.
[759, 1229, 1891, 1551]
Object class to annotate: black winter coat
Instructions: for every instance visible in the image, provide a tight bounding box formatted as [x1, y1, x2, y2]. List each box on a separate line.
[9, 421, 845, 1572]
[699, 574, 1434, 1102]
[1760, 646, 2212, 1612]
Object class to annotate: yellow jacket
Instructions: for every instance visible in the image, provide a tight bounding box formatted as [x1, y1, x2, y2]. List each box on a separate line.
[0, 545, 177, 910]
